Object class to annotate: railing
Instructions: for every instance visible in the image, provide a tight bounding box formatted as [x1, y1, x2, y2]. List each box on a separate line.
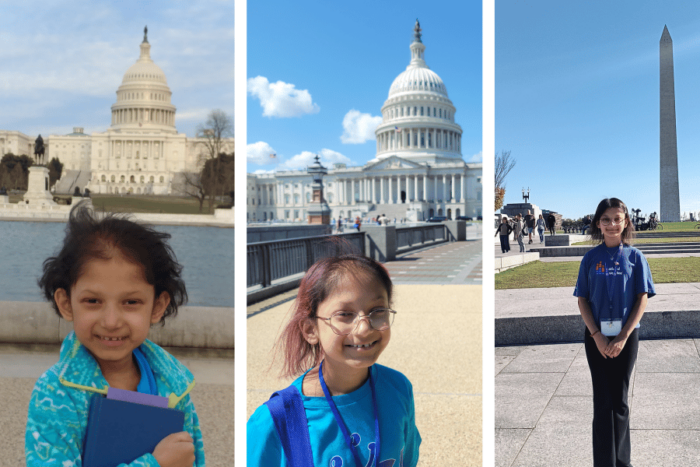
[247, 232, 365, 288]
[395, 224, 447, 252]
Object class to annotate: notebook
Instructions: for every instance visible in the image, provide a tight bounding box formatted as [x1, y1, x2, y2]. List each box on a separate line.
[82, 394, 185, 467]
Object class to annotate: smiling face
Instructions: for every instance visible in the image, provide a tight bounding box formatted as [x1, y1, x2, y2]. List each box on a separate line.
[303, 272, 391, 384]
[597, 207, 628, 246]
[54, 251, 169, 376]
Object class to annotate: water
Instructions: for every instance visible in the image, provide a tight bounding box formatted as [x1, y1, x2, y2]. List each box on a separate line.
[0, 221, 234, 307]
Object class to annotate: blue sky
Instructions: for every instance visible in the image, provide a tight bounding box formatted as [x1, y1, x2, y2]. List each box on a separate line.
[247, 0, 482, 172]
[0, 0, 234, 140]
[497, 0, 700, 220]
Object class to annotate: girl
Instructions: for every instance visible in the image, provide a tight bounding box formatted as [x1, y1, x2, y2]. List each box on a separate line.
[247, 254, 421, 466]
[495, 216, 513, 253]
[25, 204, 205, 467]
[574, 198, 655, 467]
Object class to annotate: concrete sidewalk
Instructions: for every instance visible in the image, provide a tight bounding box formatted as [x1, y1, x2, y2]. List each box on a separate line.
[247, 284, 482, 466]
[495, 284, 700, 345]
[386, 239, 482, 285]
[0, 344, 234, 467]
[496, 338, 700, 467]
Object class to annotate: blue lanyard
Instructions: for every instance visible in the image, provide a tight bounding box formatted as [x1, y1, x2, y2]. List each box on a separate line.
[604, 243, 624, 319]
[319, 360, 380, 467]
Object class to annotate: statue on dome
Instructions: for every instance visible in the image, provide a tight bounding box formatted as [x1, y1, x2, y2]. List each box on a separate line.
[34, 135, 46, 166]
[414, 19, 422, 42]
[143, 25, 148, 44]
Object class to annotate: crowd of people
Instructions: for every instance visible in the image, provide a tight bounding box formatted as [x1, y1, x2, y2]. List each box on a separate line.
[495, 210, 558, 254]
[333, 215, 410, 232]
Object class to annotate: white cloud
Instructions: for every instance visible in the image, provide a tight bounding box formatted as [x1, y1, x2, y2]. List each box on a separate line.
[247, 141, 278, 166]
[340, 110, 382, 144]
[278, 149, 352, 171]
[247, 76, 320, 118]
[467, 151, 483, 163]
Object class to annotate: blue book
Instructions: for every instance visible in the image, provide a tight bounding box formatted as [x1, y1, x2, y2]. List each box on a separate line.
[82, 395, 185, 467]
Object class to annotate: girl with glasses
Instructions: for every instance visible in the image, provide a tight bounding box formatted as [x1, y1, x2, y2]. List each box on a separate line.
[247, 254, 421, 466]
[574, 198, 655, 467]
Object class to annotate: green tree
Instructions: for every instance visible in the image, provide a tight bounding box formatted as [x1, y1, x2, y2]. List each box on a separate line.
[0, 153, 33, 190]
[48, 157, 64, 188]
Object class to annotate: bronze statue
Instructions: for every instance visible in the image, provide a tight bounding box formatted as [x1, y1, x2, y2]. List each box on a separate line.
[34, 135, 45, 165]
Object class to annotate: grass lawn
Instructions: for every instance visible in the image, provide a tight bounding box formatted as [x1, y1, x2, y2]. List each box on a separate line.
[90, 195, 210, 214]
[495, 257, 700, 289]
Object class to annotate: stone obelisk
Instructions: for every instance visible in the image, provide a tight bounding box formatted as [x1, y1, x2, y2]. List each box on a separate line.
[660, 25, 681, 222]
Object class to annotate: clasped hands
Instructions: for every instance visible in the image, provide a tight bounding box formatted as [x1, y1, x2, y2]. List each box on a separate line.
[593, 332, 628, 359]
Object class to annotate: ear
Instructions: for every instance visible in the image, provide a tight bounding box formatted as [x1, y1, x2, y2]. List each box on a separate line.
[150, 291, 171, 324]
[300, 317, 319, 345]
[54, 288, 74, 321]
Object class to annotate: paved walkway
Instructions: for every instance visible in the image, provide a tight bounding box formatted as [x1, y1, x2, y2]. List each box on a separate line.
[386, 239, 482, 285]
[248, 283, 482, 466]
[496, 338, 700, 467]
[0, 344, 234, 467]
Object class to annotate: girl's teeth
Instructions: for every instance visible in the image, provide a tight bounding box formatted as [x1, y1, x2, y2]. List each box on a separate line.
[102, 337, 123, 341]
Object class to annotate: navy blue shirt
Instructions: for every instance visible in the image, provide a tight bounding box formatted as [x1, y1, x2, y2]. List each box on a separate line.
[574, 243, 655, 329]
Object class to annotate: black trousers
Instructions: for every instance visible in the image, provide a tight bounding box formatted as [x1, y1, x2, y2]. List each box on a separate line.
[499, 234, 510, 253]
[584, 328, 639, 467]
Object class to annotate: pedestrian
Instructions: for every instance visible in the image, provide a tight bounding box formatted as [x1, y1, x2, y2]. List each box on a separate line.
[495, 217, 513, 253]
[574, 197, 655, 467]
[536, 214, 546, 243]
[547, 212, 556, 236]
[513, 214, 525, 252]
[247, 254, 421, 466]
[355, 215, 362, 232]
[524, 210, 535, 244]
[26, 203, 204, 466]
[337, 217, 342, 233]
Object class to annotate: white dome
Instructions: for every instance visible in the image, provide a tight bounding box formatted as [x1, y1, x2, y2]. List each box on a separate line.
[389, 66, 447, 97]
[110, 28, 177, 133]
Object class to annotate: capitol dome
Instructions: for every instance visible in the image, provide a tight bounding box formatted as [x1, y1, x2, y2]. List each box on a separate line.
[110, 27, 177, 133]
[374, 20, 462, 164]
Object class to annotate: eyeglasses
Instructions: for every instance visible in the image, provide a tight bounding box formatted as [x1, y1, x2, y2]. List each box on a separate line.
[317, 308, 396, 336]
[600, 217, 625, 226]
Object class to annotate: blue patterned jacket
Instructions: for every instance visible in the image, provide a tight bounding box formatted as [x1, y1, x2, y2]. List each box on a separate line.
[25, 331, 205, 466]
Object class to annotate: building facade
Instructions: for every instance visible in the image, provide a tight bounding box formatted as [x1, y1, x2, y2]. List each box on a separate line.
[2, 29, 233, 195]
[247, 21, 482, 223]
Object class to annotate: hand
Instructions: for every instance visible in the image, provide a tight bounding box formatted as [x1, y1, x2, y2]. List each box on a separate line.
[153, 432, 195, 467]
[605, 334, 628, 358]
[592, 333, 610, 359]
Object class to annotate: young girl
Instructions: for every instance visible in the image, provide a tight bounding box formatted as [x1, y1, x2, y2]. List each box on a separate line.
[25, 204, 205, 467]
[247, 254, 421, 466]
[574, 198, 655, 467]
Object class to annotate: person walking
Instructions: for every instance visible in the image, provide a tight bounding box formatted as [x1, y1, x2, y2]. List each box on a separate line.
[547, 213, 556, 236]
[495, 217, 513, 253]
[574, 198, 655, 467]
[336, 217, 342, 233]
[354, 216, 362, 232]
[512, 214, 525, 253]
[524, 210, 535, 244]
[536, 214, 546, 243]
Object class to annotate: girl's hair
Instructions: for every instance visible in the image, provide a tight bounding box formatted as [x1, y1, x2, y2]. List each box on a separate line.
[589, 197, 636, 245]
[276, 254, 393, 379]
[38, 203, 187, 324]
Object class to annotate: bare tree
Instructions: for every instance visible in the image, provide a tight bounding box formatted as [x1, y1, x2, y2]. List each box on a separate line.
[495, 150, 516, 210]
[196, 110, 234, 212]
[181, 171, 208, 213]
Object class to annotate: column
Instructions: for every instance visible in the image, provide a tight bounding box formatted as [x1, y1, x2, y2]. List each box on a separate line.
[461, 174, 466, 202]
[390, 178, 395, 204]
[423, 175, 427, 202]
[409, 129, 413, 148]
[451, 174, 456, 201]
[434, 176, 438, 202]
[380, 177, 385, 204]
[414, 175, 418, 202]
[442, 175, 447, 201]
[351, 179, 356, 205]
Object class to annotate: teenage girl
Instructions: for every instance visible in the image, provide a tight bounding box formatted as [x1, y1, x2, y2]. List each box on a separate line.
[574, 198, 655, 467]
[247, 254, 421, 466]
[25, 204, 204, 467]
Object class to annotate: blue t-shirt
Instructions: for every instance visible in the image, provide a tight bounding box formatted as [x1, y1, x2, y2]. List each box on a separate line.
[247, 364, 421, 467]
[573, 243, 655, 329]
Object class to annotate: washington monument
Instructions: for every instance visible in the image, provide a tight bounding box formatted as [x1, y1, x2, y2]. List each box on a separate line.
[659, 25, 681, 222]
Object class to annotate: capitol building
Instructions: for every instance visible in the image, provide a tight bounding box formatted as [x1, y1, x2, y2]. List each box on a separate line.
[0, 28, 233, 195]
[247, 21, 482, 223]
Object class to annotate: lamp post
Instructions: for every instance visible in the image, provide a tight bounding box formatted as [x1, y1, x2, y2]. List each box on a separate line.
[306, 155, 331, 224]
